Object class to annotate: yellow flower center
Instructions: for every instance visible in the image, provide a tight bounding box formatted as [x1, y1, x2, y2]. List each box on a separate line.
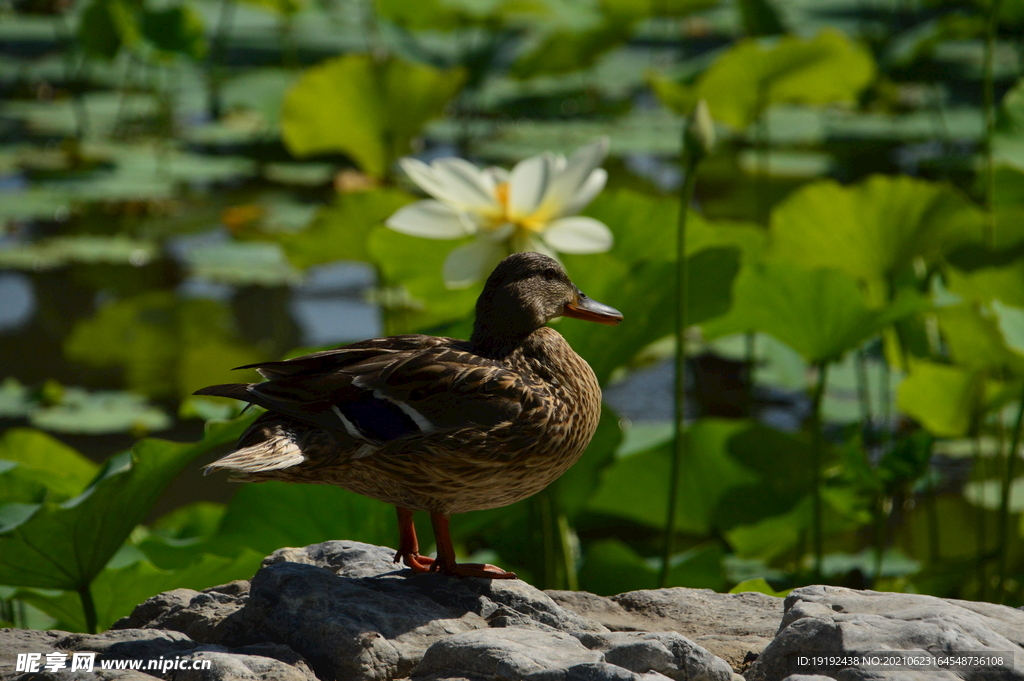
[490, 181, 548, 234]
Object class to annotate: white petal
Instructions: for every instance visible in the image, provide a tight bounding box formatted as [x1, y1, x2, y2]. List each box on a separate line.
[542, 216, 613, 254]
[508, 153, 552, 219]
[398, 159, 454, 203]
[431, 158, 501, 211]
[559, 168, 607, 217]
[484, 166, 510, 184]
[482, 222, 515, 242]
[443, 238, 506, 288]
[385, 201, 473, 239]
[514, 232, 561, 262]
[538, 139, 609, 216]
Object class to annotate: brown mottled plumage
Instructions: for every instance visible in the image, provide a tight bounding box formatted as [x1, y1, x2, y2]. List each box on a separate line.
[197, 252, 622, 579]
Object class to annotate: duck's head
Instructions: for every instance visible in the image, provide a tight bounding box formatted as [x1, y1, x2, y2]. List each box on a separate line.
[472, 252, 622, 353]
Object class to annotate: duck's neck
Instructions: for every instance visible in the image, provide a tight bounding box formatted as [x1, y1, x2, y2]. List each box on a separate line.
[471, 318, 541, 358]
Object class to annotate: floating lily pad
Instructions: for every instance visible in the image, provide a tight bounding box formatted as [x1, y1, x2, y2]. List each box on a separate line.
[184, 241, 301, 285]
[30, 388, 170, 435]
[0, 236, 158, 270]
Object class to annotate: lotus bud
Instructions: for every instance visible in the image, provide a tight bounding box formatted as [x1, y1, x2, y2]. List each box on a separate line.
[685, 99, 716, 163]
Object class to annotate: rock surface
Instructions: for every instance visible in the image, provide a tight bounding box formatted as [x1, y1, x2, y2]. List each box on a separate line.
[548, 587, 780, 670]
[3, 542, 1024, 681]
[746, 585, 1024, 681]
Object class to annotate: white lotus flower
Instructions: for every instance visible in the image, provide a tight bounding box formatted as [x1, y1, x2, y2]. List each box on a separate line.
[386, 139, 612, 287]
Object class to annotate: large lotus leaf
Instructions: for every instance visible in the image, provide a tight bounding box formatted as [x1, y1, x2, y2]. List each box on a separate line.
[947, 258, 1024, 308]
[586, 419, 758, 534]
[726, 487, 864, 560]
[897, 360, 984, 438]
[555, 406, 622, 518]
[578, 538, 726, 596]
[581, 189, 765, 266]
[278, 188, 414, 269]
[137, 502, 227, 569]
[211, 481, 398, 556]
[560, 248, 740, 385]
[0, 429, 98, 501]
[0, 417, 251, 591]
[366, 226, 479, 334]
[706, 262, 927, 364]
[282, 55, 466, 178]
[770, 175, 984, 303]
[688, 29, 874, 129]
[18, 550, 262, 632]
[713, 422, 814, 532]
[936, 304, 1024, 377]
[64, 292, 263, 399]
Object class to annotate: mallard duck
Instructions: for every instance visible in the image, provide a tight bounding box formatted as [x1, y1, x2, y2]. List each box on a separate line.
[197, 252, 622, 579]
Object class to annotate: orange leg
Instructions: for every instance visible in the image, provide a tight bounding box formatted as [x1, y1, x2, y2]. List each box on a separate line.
[394, 507, 434, 573]
[429, 511, 517, 579]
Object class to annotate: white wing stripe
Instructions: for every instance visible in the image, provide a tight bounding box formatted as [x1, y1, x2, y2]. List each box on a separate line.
[372, 390, 437, 434]
[331, 405, 367, 440]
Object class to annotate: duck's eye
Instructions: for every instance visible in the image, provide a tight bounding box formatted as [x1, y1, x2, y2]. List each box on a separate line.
[543, 268, 557, 281]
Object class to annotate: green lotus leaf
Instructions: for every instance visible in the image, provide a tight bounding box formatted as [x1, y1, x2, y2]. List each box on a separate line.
[770, 175, 984, 304]
[212, 481, 398, 556]
[578, 538, 726, 596]
[0, 429, 98, 501]
[690, 29, 875, 128]
[706, 262, 927, 364]
[18, 550, 262, 632]
[897, 360, 984, 437]
[279, 188, 414, 269]
[586, 419, 758, 534]
[0, 417, 252, 593]
[282, 55, 466, 178]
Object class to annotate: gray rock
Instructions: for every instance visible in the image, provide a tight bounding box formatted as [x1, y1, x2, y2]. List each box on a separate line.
[413, 628, 603, 679]
[167, 645, 317, 681]
[576, 631, 735, 681]
[114, 582, 249, 645]
[746, 585, 1024, 681]
[233, 541, 615, 680]
[549, 587, 781, 672]
[0, 541, 747, 681]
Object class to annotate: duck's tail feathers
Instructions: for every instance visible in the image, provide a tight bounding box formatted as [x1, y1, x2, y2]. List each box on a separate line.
[194, 383, 252, 401]
[203, 419, 305, 477]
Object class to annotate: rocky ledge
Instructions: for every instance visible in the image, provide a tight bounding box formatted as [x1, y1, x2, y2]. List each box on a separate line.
[1, 541, 1022, 681]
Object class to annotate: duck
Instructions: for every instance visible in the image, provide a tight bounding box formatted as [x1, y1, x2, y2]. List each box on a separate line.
[196, 252, 622, 579]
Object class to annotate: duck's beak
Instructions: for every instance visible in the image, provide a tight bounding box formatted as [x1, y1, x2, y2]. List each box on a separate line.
[563, 290, 623, 326]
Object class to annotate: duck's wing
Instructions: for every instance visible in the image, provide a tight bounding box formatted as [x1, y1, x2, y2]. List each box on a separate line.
[195, 336, 530, 445]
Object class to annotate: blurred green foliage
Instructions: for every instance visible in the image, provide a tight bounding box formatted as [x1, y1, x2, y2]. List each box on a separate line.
[3, 0, 1024, 636]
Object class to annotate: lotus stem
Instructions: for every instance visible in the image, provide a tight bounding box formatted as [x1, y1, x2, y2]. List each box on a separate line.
[79, 584, 97, 634]
[982, 0, 1003, 245]
[996, 391, 1024, 601]
[974, 434, 988, 600]
[660, 132, 701, 588]
[809, 361, 829, 582]
[206, 0, 236, 120]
